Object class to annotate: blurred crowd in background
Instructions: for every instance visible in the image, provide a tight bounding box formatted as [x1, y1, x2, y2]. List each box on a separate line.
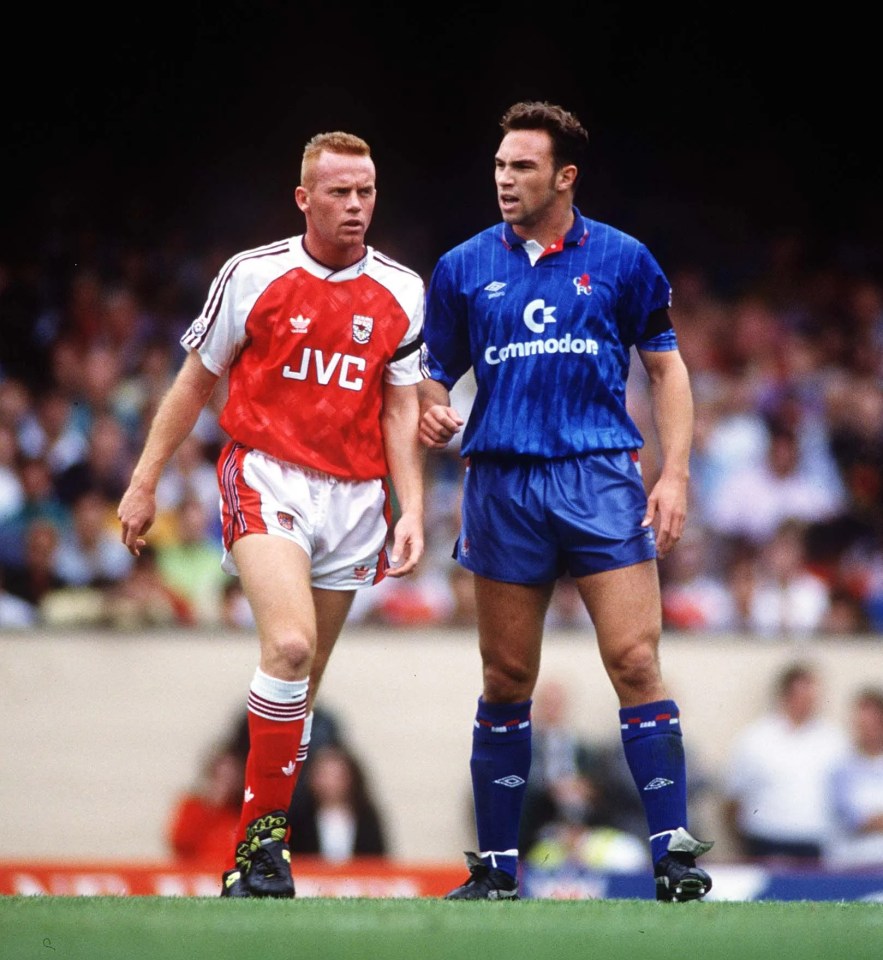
[1, 221, 883, 638]
[165, 662, 883, 872]
[3, 219, 882, 877]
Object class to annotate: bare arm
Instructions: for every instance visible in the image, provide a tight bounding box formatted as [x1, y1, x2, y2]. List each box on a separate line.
[381, 381, 425, 578]
[118, 351, 220, 556]
[637, 347, 693, 558]
[417, 377, 464, 449]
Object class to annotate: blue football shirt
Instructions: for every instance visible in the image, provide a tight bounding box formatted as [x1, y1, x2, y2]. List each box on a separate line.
[422, 207, 678, 458]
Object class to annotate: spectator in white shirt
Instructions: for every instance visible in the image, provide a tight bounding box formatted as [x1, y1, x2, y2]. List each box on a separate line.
[706, 420, 846, 546]
[721, 661, 849, 863]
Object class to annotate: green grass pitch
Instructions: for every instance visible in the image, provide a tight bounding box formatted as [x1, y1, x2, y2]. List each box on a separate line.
[3, 896, 883, 960]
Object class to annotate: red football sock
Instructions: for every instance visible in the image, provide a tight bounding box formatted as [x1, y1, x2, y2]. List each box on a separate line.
[235, 670, 308, 848]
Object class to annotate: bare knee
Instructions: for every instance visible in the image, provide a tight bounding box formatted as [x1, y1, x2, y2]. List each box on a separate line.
[604, 634, 665, 706]
[482, 657, 536, 703]
[261, 628, 314, 680]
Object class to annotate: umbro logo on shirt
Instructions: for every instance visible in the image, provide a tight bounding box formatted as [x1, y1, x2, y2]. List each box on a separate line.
[484, 281, 506, 299]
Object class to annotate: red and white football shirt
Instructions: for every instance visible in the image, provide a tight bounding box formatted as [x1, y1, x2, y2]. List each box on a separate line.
[181, 236, 425, 480]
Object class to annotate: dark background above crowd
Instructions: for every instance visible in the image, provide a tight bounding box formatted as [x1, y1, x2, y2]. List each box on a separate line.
[4, 4, 880, 279]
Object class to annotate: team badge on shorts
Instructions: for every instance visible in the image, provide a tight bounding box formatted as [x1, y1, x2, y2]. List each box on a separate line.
[352, 314, 374, 344]
[277, 511, 294, 531]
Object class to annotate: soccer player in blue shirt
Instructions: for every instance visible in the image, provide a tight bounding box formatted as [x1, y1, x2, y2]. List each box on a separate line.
[419, 101, 713, 902]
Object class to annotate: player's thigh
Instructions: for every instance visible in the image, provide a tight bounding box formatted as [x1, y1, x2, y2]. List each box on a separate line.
[474, 574, 553, 695]
[574, 560, 664, 691]
[308, 586, 356, 703]
[231, 533, 315, 643]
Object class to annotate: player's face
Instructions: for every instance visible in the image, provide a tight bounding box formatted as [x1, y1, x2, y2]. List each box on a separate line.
[296, 151, 376, 264]
[494, 129, 561, 230]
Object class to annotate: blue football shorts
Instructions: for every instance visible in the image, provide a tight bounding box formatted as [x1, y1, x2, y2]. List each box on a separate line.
[454, 451, 657, 584]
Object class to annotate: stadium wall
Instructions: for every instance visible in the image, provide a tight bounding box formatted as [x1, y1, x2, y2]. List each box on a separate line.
[1, 629, 881, 864]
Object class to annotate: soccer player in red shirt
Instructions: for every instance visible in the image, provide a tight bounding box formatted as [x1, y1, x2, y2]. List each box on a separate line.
[118, 131, 426, 898]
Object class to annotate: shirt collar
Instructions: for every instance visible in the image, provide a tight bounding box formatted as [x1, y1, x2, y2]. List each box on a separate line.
[500, 206, 590, 252]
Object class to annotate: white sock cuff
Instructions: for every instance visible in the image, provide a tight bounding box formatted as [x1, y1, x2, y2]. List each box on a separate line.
[302, 711, 314, 746]
[251, 667, 309, 704]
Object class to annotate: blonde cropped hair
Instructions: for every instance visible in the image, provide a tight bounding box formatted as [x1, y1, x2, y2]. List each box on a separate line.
[300, 131, 371, 186]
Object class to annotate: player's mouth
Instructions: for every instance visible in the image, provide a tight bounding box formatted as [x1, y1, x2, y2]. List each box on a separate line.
[498, 193, 518, 211]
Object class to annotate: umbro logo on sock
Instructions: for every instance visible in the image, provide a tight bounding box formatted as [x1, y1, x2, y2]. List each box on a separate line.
[643, 777, 674, 791]
[494, 775, 526, 788]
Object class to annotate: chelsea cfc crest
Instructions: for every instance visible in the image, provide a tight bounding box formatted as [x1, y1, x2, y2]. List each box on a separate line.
[352, 314, 374, 344]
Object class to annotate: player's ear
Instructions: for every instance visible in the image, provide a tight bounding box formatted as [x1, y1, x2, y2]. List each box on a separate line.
[294, 185, 309, 213]
[557, 164, 578, 192]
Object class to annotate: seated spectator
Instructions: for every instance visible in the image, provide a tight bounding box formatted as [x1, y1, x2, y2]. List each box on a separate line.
[688, 373, 770, 526]
[153, 434, 223, 544]
[54, 412, 134, 508]
[46, 337, 86, 408]
[721, 661, 849, 864]
[824, 686, 883, 869]
[820, 586, 870, 635]
[113, 335, 177, 439]
[0, 376, 31, 423]
[168, 737, 247, 866]
[826, 374, 883, 518]
[17, 387, 88, 477]
[103, 544, 195, 629]
[67, 343, 127, 439]
[155, 496, 235, 625]
[288, 743, 388, 861]
[53, 487, 134, 589]
[721, 538, 758, 631]
[0, 455, 69, 567]
[661, 526, 736, 630]
[706, 418, 846, 546]
[2, 517, 65, 607]
[746, 520, 831, 638]
[96, 283, 157, 378]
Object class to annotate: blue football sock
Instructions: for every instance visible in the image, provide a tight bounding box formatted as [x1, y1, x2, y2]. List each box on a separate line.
[619, 699, 689, 864]
[469, 696, 532, 880]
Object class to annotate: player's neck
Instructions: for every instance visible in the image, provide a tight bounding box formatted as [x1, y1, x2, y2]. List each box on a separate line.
[511, 204, 574, 250]
[302, 234, 367, 271]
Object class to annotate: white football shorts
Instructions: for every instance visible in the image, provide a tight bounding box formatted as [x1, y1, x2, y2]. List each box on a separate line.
[217, 441, 391, 590]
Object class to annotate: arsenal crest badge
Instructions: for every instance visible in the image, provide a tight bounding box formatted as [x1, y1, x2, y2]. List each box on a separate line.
[352, 314, 374, 344]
